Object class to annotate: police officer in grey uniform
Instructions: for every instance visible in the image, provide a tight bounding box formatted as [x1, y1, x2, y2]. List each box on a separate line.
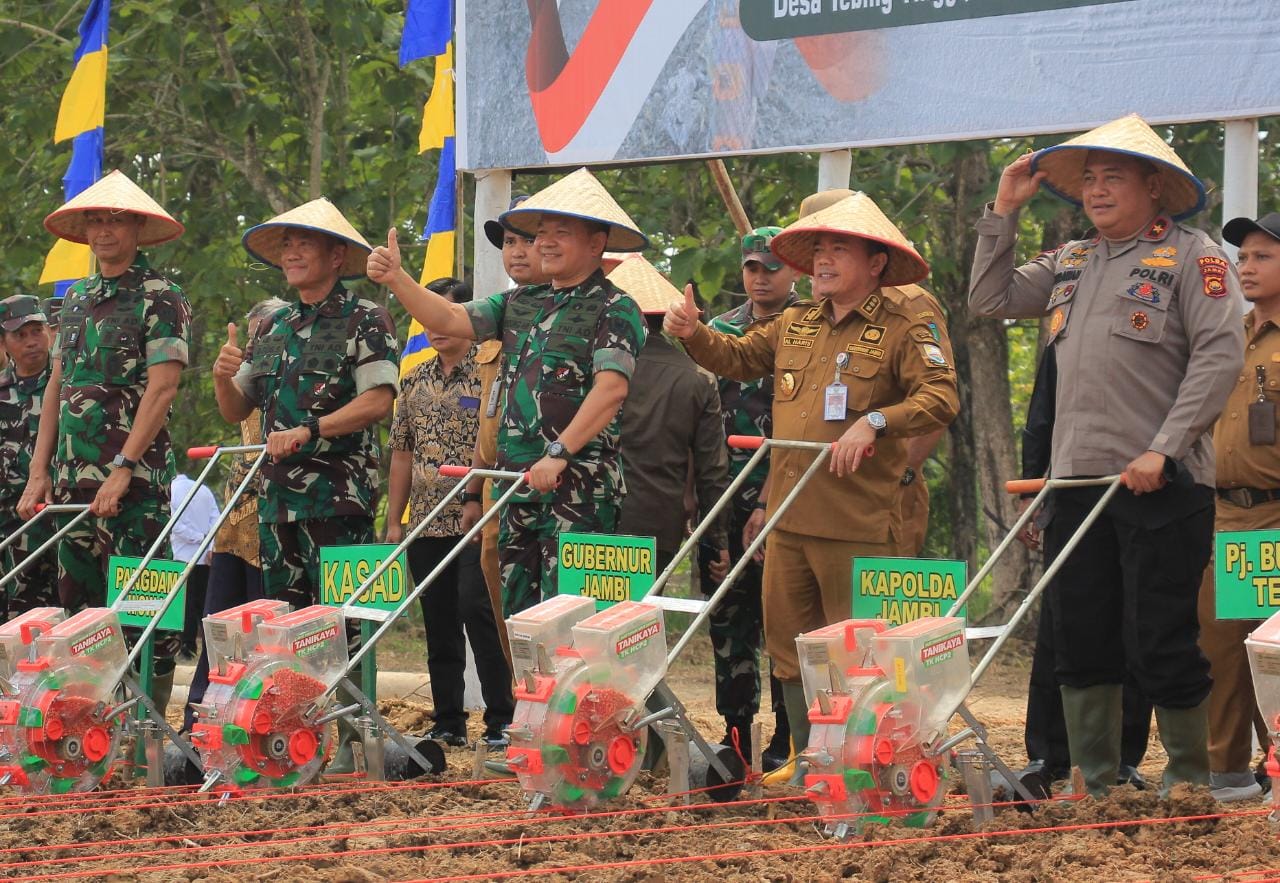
[969, 115, 1244, 797]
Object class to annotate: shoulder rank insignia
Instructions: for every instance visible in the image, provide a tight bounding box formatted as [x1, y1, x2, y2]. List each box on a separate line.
[1142, 246, 1178, 268]
[860, 324, 886, 344]
[859, 294, 881, 317]
[802, 306, 823, 322]
[1198, 255, 1228, 297]
[1142, 217, 1171, 241]
[911, 328, 934, 343]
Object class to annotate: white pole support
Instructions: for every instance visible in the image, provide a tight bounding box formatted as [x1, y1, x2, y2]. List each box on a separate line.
[472, 168, 512, 298]
[817, 149, 852, 193]
[1222, 118, 1259, 264]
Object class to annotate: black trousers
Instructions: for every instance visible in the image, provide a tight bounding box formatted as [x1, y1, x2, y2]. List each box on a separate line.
[183, 552, 264, 730]
[408, 536, 514, 733]
[1044, 484, 1214, 709]
[180, 563, 210, 649]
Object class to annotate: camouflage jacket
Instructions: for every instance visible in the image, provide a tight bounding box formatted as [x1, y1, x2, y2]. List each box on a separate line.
[464, 269, 646, 505]
[710, 293, 801, 512]
[0, 358, 51, 505]
[232, 283, 400, 523]
[54, 254, 190, 491]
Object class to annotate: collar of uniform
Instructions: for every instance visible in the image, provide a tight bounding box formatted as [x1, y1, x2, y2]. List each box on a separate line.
[299, 282, 352, 318]
[424, 345, 477, 383]
[857, 289, 884, 320]
[87, 253, 151, 304]
[0, 364, 15, 390]
[15, 358, 51, 390]
[550, 268, 607, 301]
[1246, 309, 1280, 340]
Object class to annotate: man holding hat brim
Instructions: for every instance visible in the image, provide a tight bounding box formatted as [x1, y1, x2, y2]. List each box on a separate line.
[664, 192, 960, 761]
[970, 114, 1244, 796]
[18, 169, 191, 711]
[368, 168, 647, 616]
[1191, 211, 1280, 801]
[0, 295, 57, 619]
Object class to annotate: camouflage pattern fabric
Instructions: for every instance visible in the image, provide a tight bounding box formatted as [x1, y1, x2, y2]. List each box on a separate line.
[464, 270, 646, 505]
[498, 500, 619, 617]
[232, 283, 400, 523]
[701, 512, 764, 719]
[0, 517, 56, 622]
[709, 293, 801, 514]
[53, 254, 190, 491]
[0, 358, 56, 619]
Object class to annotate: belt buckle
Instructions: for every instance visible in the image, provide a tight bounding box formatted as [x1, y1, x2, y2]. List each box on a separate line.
[1228, 488, 1254, 509]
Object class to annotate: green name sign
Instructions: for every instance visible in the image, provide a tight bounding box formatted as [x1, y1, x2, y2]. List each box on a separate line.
[557, 532, 656, 611]
[851, 556, 966, 625]
[106, 556, 186, 632]
[740, 0, 1134, 41]
[1214, 530, 1280, 620]
[319, 544, 410, 613]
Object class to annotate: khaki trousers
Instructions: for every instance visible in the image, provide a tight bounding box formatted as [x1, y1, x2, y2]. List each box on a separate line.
[481, 477, 512, 668]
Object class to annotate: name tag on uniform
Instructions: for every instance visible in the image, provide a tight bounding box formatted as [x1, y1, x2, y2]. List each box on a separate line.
[459, 395, 480, 412]
[824, 382, 848, 421]
[484, 380, 503, 418]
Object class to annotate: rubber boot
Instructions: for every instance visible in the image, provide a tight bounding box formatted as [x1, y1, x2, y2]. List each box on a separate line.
[1155, 701, 1210, 796]
[721, 716, 753, 760]
[1061, 684, 1122, 798]
[149, 661, 175, 721]
[326, 715, 362, 776]
[763, 683, 812, 787]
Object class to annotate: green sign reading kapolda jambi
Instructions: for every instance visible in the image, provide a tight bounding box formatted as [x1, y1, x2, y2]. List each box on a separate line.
[740, 0, 1134, 41]
[851, 556, 966, 626]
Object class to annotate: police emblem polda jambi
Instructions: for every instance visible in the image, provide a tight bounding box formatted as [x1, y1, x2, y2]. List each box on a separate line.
[1198, 255, 1229, 298]
[1142, 246, 1178, 268]
[1131, 311, 1150, 332]
[1126, 281, 1161, 305]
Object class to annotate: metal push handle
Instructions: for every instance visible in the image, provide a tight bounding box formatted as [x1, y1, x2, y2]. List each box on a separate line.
[0, 504, 93, 592]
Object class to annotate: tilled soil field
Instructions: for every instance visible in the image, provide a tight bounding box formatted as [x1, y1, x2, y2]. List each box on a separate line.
[1, 635, 1275, 882]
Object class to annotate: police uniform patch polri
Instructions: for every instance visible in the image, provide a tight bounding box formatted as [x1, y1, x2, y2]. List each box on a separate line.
[1126, 281, 1161, 305]
[1198, 256, 1229, 298]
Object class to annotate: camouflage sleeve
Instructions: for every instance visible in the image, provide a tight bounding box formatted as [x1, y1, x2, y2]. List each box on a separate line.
[462, 291, 508, 341]
[387, 370, 417, 452]
[231, 329, 260, 404]
[143, 284, 191, 367]
[592, 294, 646, 380]
[353, 304, 400, 395]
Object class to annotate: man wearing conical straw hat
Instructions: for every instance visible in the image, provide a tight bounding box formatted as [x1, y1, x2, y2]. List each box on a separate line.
[18, 169, 191, 712]
[970, 114, 1245, 797]
[369, 168, 647, 617]
[664, 192, 960, 759]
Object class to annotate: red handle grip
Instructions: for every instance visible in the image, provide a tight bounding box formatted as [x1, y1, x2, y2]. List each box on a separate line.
[187, 446, 219, 460]
[33, 503, 47, 513]
[440, 465, 472, 478]
[1006, 478, 1045, 495]
[727, 435, 765, 451]
[20, 620, 52, 646]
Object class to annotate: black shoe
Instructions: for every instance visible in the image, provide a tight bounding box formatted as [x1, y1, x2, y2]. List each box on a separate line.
[761, 749, 789, 774]
[178, 643, 198, 662]
[1116, 764, 1147, 789]
[426, 726, 467, 747]
[482, 727, 510, 749]
[721, 717, 753, 759]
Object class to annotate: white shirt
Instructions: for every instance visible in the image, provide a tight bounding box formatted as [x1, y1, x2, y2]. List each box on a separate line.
[169, 474, 220, 564]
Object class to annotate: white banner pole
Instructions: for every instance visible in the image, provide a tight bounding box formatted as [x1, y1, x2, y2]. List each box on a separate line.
[473, 168, 512, 297]
[817, 149, 852, 193]
[1222, 118, 1259, 264]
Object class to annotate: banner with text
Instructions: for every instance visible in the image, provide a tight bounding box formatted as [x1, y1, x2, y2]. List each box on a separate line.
[106, 556, 186, 632]
[458, 0, 1279, 170]
[1215, 530, 1280, 621]
[851, 556, 966, 626]
[319, 544, 410, 618]
[557, 532, 656, 611]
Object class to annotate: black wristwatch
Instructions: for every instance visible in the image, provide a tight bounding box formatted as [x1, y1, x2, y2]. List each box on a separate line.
[301, 415, 321, 442]
[753, 499, 768, 511]
[461, 491, 482, 505]
[546, 440, 571, 461]
[901, 467, 916, 486]
[111, 453, 137, 472]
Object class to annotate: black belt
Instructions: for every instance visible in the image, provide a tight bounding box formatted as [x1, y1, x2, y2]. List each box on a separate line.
[1217, 486, 1280, 508]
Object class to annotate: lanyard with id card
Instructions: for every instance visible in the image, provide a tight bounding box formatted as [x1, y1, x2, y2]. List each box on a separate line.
[1250, 364, 1276, 445]
[824, 351, 850, 421]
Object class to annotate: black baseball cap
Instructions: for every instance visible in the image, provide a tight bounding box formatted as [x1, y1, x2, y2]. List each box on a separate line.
[483, 193, 531, 248]
[1223, 212, 1280, 247]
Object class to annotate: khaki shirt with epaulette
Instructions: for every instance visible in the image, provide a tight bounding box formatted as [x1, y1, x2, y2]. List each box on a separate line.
[970, 208, 1244, 487]
[682, 288, 960, 543]
[1215, 313, 1280, 490]
[474, 339, 503, 467]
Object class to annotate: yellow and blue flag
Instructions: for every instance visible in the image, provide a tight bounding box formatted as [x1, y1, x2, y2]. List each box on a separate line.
[39, 0, 110, 296]
[399, 0, 452, 67]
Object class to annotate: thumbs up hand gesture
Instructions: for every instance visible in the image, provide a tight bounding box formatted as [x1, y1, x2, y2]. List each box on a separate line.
[663, 283, 701, 340]
[213, 322, 245, 381]
[367, 228, 401, 283]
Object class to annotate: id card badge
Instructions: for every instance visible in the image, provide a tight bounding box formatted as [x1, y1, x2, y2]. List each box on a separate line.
[824, 382, 848, 421]
[485, 378, 504, 418]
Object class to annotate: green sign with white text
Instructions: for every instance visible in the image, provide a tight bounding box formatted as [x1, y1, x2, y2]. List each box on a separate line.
[851, 556, 966, 625]
[319, 544, 409, 613]
[107, 556, 186, 632]
[1215, 530, 1280, 620]
[557, 533, 656, 611]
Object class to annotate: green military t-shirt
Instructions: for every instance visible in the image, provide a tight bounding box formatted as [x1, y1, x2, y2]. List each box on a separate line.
[232, 282, 400, 523]
[463, 269, 646, 505]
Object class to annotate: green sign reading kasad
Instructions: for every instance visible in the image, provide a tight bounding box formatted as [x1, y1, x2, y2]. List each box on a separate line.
[1215, 530, 1280, 620]
[557, 532, 656, 611]
[106, 556, 186, 632]
[740, 0, 1134, 40]
[851, 557, 966, 625]
[319, 544, 409, 613]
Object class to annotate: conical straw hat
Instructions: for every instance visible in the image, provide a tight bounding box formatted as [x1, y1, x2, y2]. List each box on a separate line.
[502, 168, 648, 252]
[605, 253, 678, 315]
[242, 198, 372, 279]
[44, 169, 184, 246]
[1030, 114, 1206, 221]
[770, 192, 929, 287]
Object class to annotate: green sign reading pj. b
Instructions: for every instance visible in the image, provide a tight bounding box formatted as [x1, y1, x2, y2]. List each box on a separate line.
[557, 532, 656, 611]
[851, 557, 967, 625]
[1215, 530, 1280, 620]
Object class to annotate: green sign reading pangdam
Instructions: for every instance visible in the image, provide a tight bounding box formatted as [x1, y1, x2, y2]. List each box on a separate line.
[106, 556, 186, 632]
[851, 556, 966, 625]
[740, 0, 1134, 40]
[557, 532, 656, 611]
[1215, 530, 1280, 620]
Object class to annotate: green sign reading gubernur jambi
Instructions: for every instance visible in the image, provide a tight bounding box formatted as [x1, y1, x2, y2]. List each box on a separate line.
[319, 544, 409, 613]
[740, 0, 1134, 41]
[1215, 530, 1280, 620]
[851, 556, 966, 625]
[557, 532, 656, 611]
[106, 556, 186, 632]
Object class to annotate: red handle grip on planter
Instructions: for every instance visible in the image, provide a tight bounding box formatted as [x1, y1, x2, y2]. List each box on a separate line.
[727, 435, 765, 450]
[187, 446, 219, 460]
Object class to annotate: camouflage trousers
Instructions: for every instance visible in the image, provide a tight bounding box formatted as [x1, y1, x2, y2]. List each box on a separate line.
[54, 489, 179, 669]
[0, 512, 57, 622]
[498, 500, 619, 617]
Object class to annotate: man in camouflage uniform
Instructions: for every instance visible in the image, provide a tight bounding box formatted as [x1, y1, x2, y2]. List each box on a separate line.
[0, 295, 56, 620]
[214, 199, 399, 610]
[370, 169, 647, 615]
[20, 170, 190, 709]
[698, 227, 800, 769]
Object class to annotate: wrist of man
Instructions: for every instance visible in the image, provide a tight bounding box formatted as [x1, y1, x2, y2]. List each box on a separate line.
[461, 492, 483, 505]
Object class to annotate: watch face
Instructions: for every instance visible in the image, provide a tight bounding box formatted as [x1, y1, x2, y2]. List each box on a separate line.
[868, 412, 886, 429]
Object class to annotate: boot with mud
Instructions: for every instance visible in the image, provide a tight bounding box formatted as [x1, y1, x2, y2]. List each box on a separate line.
[1061, 683, 1122, 798]
[1155, 700, 1210, 796]
[762, 683, 812, 786]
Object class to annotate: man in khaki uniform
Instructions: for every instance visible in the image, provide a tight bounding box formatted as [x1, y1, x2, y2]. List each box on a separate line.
[970, 115, 1244, 796]
[1195, 211, 1280, 801]
[664, 192, 960, 753]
